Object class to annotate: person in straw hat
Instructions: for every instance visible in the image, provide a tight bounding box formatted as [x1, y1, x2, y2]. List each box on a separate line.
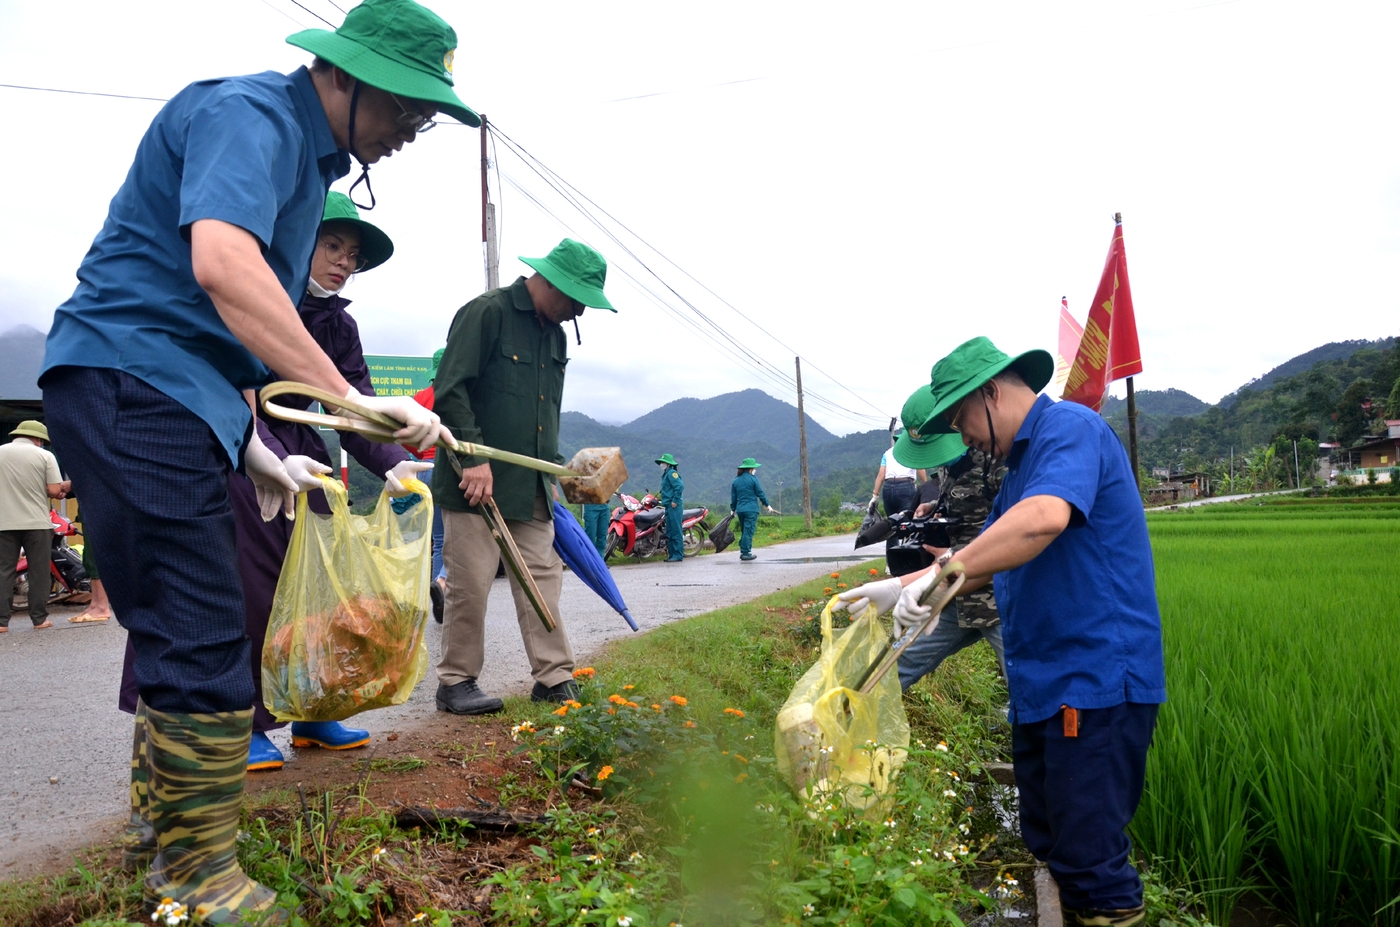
[39, 0, 473, 919]
[0, 421, 68, 632]
[730, 457, 776, 561]
[843, 336, 1165, 927]
[433, 239, 617, 715]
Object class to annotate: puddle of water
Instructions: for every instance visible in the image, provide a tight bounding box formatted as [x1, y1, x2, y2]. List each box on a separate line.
[767, 555, 870, 564]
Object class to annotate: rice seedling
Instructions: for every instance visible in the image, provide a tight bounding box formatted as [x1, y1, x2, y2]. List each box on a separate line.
[1135, 499, 1400, 927]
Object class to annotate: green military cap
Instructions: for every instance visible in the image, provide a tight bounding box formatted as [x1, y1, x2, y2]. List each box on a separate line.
[287, 0, 481, 126]
[922, 337, 1055, 435]
[520, 239, 616, 311]
[655, 453, 678, 467]
[738, 457, 761, 469]
[891, 386, 969, 470]
[321, 192, 394, 271]
[9, 420, 49, 442]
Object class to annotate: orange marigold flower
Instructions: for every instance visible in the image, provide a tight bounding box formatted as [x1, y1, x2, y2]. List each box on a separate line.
[684, 720, 697, 728]
[607, 707, 617, 715]
[668, 695, 688, 706]
[572, 667, 596, 679]
[608, 694, 627, 705]
[734, 772, 749, 783]
[837, 583, 847, 588]
[622, 684, 635, 690]
[823, 587, 833, 594]
[734, 753, 749, 764]
[565, 699, 582, 709]
[597, 765, 614, 782]
[869, 568, 879, 576]
[830, 572, 840, 579]
[723, 708, 745, 718]
[651, 704, 662, 711]
[552, 705, 569, 716]
[624, 701, 640, 709]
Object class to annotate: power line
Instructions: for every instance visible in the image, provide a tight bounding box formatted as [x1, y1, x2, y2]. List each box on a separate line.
[282, 0, 337, 28]
[0, 83, 167, 102]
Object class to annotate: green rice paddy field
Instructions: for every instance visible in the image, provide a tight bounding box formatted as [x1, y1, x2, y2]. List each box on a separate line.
[1137, 497, 1400, 927]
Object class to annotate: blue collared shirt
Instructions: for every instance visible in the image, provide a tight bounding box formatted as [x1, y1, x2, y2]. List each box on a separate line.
[985, 393, 1166, 724]
[41, 67, 349, 465]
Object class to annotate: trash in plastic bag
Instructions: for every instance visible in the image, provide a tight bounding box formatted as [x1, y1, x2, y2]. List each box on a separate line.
[709, 512, 736, 554]
[774, 597, 910, 810]
[262, 476, 432, 722]
[855, 499, 893, 549]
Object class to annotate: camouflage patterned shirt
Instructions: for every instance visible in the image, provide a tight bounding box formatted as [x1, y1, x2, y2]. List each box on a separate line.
[938, 449, 1005, 628]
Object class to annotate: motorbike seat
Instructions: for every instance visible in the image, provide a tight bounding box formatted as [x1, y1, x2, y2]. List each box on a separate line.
[635, 508, 666, 527]
[682, 507, 706, 520]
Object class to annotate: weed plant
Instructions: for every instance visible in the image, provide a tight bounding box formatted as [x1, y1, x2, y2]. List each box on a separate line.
[1134, 499, 1400, 926]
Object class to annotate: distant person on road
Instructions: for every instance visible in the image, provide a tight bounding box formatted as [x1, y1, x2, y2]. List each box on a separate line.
[0, 421, 68, 632]
[730, 457, 776, 562]
[656, 453, 685, 561]
[406, 348, 449, 622]
[433, 239, 617, 715]
[70, 512, 114, 624]
[872, 440, 927, 518]
[846, 338, 1166, 927]
[582, 502, 612, 558]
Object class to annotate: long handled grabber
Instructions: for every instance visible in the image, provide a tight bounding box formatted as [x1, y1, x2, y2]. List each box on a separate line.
[850, 561, 966, 695]
[260, 381, 567, 632]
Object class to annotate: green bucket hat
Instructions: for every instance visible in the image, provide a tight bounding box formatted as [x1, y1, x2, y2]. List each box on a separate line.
[286, 0, 481, 126]
[321, 192, 394, 271]
[9, 420, 49, 443]
[738, 457, 761, 469]
[428, 347, 445, 381]
[520, 239, 616, 311]
[655, 453, 678, 467]
[922, 337, 1056, 435]
[891, 386, 969, 470]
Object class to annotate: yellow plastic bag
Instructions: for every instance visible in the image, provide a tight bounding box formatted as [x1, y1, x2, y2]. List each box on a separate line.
[262, 476, 432, 722]
[774, 597, 910, 810]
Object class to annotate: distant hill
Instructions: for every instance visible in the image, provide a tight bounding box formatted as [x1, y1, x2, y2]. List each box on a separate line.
[0, 325, 46, 399]
[620, 389, 836, 456]
[1102, 388, 1208, 420]
[1225, 338, 1396, 399]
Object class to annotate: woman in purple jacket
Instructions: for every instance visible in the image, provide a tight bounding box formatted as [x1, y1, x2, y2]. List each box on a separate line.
[118, 193, 429, 771]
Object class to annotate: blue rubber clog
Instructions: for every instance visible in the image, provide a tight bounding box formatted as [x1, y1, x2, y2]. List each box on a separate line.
[247, 731, 285, 772]
[290, 721, 371, 750]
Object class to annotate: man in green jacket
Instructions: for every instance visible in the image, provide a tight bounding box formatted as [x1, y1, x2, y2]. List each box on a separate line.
[656, 453, 684, 561]
[432, 239, 615, 713]
[730, 457, 776, 561]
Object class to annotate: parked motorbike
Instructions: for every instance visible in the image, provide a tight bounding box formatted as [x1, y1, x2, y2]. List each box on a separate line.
[604, 491, 710, 560]
[13, 510, 89, 608]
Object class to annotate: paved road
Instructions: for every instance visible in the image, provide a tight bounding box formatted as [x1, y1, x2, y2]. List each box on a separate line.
[0, 533, 868, 879]
[1145, 488, 1305, 511]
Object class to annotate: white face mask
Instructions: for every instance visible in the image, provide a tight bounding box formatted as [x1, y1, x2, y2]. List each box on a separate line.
[306, 276, 341, 298]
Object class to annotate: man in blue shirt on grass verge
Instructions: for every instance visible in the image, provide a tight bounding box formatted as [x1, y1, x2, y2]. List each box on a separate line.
[843, 336, 1165, 927]
[39, 1, 475, 921]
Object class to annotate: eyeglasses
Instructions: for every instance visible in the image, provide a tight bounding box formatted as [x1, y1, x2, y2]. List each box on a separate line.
[944, 389, 982, 432]
[390, 93, 437, 134]
[319, 237, 367, 272]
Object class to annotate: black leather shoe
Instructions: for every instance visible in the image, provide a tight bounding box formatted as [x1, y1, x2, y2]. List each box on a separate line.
[436, 679, 504, 715]
[530, 680, 580, 704]
[429, 580, 445, 624]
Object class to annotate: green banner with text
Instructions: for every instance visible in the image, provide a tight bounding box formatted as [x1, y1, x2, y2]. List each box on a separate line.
[363, 354, 433, 398]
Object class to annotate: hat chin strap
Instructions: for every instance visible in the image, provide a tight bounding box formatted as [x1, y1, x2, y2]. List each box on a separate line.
[345, 81, 376, 211]
[572, 317, 581, 346]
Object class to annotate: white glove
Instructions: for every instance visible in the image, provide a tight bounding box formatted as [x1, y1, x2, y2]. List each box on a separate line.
[386, 459, 433, 498]
[283, 455, 332, 492]
[892, 568, 942, 637]
[343, 388, 453, 451]
[765, 504, 776, 513]
[832, 576, 903, 617]
[244, 431, 299, 522]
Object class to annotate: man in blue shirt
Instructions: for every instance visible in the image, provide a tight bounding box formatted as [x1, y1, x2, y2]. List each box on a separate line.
[39, 1, 475, 921]
[865, 337, 1165, 927]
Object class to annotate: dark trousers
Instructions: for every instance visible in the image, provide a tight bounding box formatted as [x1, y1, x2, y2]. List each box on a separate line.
[881, 480, 916, 518]
[737, 511, 758, 555]
[583, 504, 610, 558]
[1013, 701, 1159, 911]
[0, 527, 53, 623]
[45, 367, 253, 714]
[665, 504, 684, 559]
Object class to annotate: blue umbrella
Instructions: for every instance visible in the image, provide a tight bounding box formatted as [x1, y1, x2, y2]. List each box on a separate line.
[552, 500, 638, 631]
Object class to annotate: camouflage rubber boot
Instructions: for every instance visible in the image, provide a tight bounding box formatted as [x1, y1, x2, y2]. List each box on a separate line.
[1073, 905, 1146, 927]
[120, 699, 156, 871]
[143, 707, 284, 924]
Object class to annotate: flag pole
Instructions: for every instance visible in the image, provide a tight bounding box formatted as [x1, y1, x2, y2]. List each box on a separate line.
[1116, 212, 1141, 492]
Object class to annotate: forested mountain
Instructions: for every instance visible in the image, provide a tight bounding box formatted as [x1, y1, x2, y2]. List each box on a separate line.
[0, 325, 46, 400]
[619, 389, 836, 456]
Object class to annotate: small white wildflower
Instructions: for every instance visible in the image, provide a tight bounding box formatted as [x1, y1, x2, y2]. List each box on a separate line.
[628, 851, 644, 862]
[618, 917, 633, 927]
[371, 846, 388, 862]
[958, 844, 970, 855]
[625, 886, 636, 895]
[883, 818, 897, 829]
[958, 823, 970, 835]
[935, 741, 949, 752]
[554, 725, 566, 735]
[942, 850, 955, 861]
[943, 789, 957, 797]
[586, 827, 601, 836]
[911, 857, 925, 866]
[802, 903, 816, 917]
[585, 853, 602, 863]
[235, 830, 249, 844]
[152, 898, 189, 926]
[410, 915, 429, 925]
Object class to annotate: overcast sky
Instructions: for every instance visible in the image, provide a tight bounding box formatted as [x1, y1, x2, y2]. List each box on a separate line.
[2, 0, 1397, 433]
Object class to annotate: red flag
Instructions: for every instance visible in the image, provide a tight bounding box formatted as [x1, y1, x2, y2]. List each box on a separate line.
[1061, 216, 1142, 411]
[1052, 296, 1084, 394]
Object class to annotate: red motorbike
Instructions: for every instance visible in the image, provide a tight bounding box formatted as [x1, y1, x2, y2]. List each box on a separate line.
[13, 510, 90, 608]
[604, 491, 710, 560]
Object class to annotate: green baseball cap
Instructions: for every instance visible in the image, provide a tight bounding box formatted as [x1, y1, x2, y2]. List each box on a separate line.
[655, 453, 678, 467]
[321, 192, 394, 271]
[739, 457, 761, 469]
[428, 347, 445, 381]
[891, 386, 968, 470]
[922, 337, 1056, 435]
[287, 0, 481, 127]
[520, 239, 616, 311]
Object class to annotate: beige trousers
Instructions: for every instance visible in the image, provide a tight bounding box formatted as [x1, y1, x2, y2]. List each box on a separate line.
[437, 490, 575, 688]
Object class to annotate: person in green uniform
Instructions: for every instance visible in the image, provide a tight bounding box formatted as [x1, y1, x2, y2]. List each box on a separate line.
[433, 238, 616, 714]
[731, 457, 776, 561]
[656, 453, 684, 561]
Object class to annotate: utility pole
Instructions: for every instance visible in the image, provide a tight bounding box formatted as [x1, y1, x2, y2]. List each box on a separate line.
[480, 114, 499, 290]
[888, 416, 898, 448]
[1294, 439, 1301, 489]
[796, 356, 813, 529]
